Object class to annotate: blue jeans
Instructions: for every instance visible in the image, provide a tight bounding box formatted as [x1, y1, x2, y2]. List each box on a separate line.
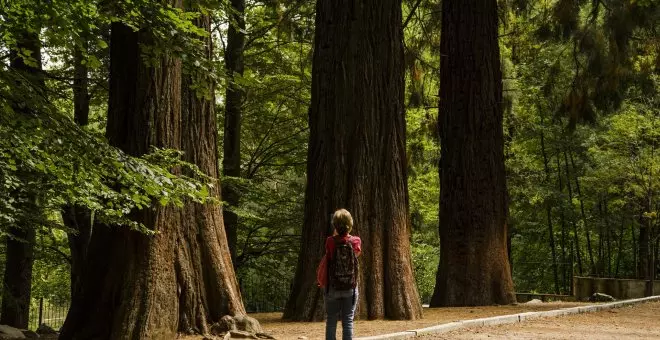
[325, 288, 358, 340]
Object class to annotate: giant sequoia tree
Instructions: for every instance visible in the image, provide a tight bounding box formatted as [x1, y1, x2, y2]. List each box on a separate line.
[283, 0, 422, 321]
[60, 5, 247, 339]
[430, 0, 516, 306]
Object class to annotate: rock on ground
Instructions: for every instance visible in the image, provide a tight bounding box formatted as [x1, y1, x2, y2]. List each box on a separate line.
[208, 314, 270, 339]
[589, 293, 615, 302]
[0, 325, 25, 340]
[234, 315, 262, 334]
[211, 315, 237, 335]
[35, 325, 56, 335]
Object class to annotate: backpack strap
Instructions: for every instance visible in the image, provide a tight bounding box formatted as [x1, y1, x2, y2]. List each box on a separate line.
[347, 236, 357, 303]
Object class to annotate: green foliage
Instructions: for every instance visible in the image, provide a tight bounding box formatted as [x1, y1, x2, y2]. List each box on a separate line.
[31, 228, 71, 304]
[402, 0, 442, 304]
[1, 70, 212, 236]
[411, 233, 438, 304]
[538, 0, 660, 125]
[503, 0, 659, 293]
[215, 1, 313, 290]
[0, 99, 212, 234]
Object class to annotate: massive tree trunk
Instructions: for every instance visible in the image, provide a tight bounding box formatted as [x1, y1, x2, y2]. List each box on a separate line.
[430, 0, 516, 307]
[222, 0, 246, 265]
[283, 0, 422, 321]
[0, 28, 42, 329]
[179, 12, 246, 333]
[60, 10, 246, 339]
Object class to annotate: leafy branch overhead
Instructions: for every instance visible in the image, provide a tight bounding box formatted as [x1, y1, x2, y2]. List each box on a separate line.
[0, 68, 214, 234]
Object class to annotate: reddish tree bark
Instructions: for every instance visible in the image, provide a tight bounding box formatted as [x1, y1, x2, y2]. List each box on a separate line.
[60, 8, 246, 339]
[430, 0, 516, 307]
[283, 0, 422, 321]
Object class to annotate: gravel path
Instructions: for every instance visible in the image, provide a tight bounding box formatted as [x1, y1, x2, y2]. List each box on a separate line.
[423, 301, 660, 339]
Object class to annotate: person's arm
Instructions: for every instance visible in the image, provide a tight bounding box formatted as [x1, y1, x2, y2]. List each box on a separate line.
[317, 253, 328, 287]
[353, 237, 362, 257]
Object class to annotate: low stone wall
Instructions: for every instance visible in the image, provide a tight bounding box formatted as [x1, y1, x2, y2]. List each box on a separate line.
[574, 276, 660, 300]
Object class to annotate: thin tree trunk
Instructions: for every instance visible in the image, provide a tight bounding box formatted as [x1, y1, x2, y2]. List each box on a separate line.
[598, 200, 604, 276]
[284, 0, 422, 320]
[508, 225, 513, 277]
[73, 42, 90, 126]
[222, 0, 246, 266]
[653, 236, 660, 278]
[615, 214, 624, 278]
[632, 219, 638, 277]
[568, 151, 596, 274]
[0, 26, 42, 330]
[639, 210, 649, 280]
[60, 9, 248, 338]
[560, 212, 569, 292]
[646, 225, 654, 295]
[540, 119, 559, 294]
[604, 198, 611, 277]
[430, 0, 516, 307]
[647, 138, 655, 294]
[559, 166, 569, 291]
[63, 38, 93, 300]
[557, 156, 582, 275]
[648, 235, 655, 295]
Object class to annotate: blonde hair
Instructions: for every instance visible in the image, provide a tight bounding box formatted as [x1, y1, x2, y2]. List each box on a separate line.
[332, 209, 353, 235]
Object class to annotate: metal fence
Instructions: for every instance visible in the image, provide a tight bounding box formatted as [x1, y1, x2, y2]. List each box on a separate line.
[513, 261, 575, 295]
[21, 284, 288, 332]
[28, 298, 69, 331]
[240, 276, 292, 313]
[8, 278, 290, 332]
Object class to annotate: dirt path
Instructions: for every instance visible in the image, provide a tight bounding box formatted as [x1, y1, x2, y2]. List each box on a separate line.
[243, 302, 589, 339]
[423, 301, 660, 340]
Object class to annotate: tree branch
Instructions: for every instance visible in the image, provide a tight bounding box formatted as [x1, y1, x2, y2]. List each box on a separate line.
[403, 0, 424, 30]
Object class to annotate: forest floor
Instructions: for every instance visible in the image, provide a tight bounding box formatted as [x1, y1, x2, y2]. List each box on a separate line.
[423, 300, 660, 339]
[185, 301, 595, 339]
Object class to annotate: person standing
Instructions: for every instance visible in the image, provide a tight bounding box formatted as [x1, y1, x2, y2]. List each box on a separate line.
[317, 209, 361, 340]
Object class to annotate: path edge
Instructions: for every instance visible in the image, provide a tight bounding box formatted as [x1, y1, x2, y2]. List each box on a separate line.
[356, 295, 660, 340]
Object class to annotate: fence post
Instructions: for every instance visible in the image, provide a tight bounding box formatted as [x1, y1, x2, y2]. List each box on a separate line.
[38, 297, 43, 328]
